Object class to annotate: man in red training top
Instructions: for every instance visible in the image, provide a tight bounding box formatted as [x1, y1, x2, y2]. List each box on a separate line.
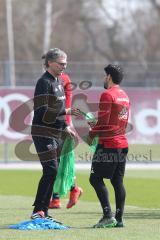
[88, 64, 130, 228]
[49, 72, 83, 209]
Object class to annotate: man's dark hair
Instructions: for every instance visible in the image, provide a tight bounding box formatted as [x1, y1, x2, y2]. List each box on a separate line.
[104, 64, 124, 84]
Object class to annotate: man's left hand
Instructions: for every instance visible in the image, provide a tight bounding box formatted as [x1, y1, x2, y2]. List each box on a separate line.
[86, 134, 93, 146]
[65, 126, 76, 138]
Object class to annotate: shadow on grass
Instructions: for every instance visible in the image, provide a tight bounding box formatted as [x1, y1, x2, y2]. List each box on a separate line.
[124, 210, 160, 219]
[61, 210, 160, 220]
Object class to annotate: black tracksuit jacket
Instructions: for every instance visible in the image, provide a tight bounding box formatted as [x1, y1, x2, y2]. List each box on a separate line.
[32, 71, 67, 135]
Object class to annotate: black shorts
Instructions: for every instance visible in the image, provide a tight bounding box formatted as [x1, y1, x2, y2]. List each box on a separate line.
[91, 144, 128, 179]
[32, 136, 64, 167]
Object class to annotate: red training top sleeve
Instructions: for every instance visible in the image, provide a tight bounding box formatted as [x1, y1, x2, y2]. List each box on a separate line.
[60, 73, 72, 125]
[89, 92, 113, 138]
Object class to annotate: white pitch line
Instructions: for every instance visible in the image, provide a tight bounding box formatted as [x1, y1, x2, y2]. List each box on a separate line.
[0, 162, 160, 170]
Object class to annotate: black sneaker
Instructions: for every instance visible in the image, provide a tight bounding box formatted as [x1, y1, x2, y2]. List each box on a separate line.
[45, 215, 63, 225]
[93, 216, 117, 228]
[115, 221, 124, 227]
[31, 211, 45, 219]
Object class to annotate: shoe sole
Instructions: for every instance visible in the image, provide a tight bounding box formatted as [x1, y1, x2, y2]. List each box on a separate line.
[114, 223, 124, 227]
[48, 206, 61, 209]
[31, 216, 45, 220]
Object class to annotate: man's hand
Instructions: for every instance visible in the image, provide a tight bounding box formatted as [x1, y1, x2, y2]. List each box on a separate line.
[66, 108, 81, 116]
[66, 108, 71, 115]
[88, 121, 97, 128]
[86, 134, 93, 146]
[65, 126, 76, 138]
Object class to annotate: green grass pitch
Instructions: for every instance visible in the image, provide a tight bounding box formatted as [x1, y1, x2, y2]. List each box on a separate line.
[0, 169, 160, 240]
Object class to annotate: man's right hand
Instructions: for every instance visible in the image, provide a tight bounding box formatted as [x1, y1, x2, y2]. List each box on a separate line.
[70, 108, 83, 117]
[87, 121, 97, 128]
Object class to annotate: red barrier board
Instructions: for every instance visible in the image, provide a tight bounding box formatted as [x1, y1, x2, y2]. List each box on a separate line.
[0, 87, 159, 144]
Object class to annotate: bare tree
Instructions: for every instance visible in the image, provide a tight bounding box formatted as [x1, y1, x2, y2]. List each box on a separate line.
[1, 0, 160, 63]
[78, 0, 156, 62]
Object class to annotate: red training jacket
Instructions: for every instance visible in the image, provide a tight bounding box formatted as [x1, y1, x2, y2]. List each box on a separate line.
[89, 85, 130, 148]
